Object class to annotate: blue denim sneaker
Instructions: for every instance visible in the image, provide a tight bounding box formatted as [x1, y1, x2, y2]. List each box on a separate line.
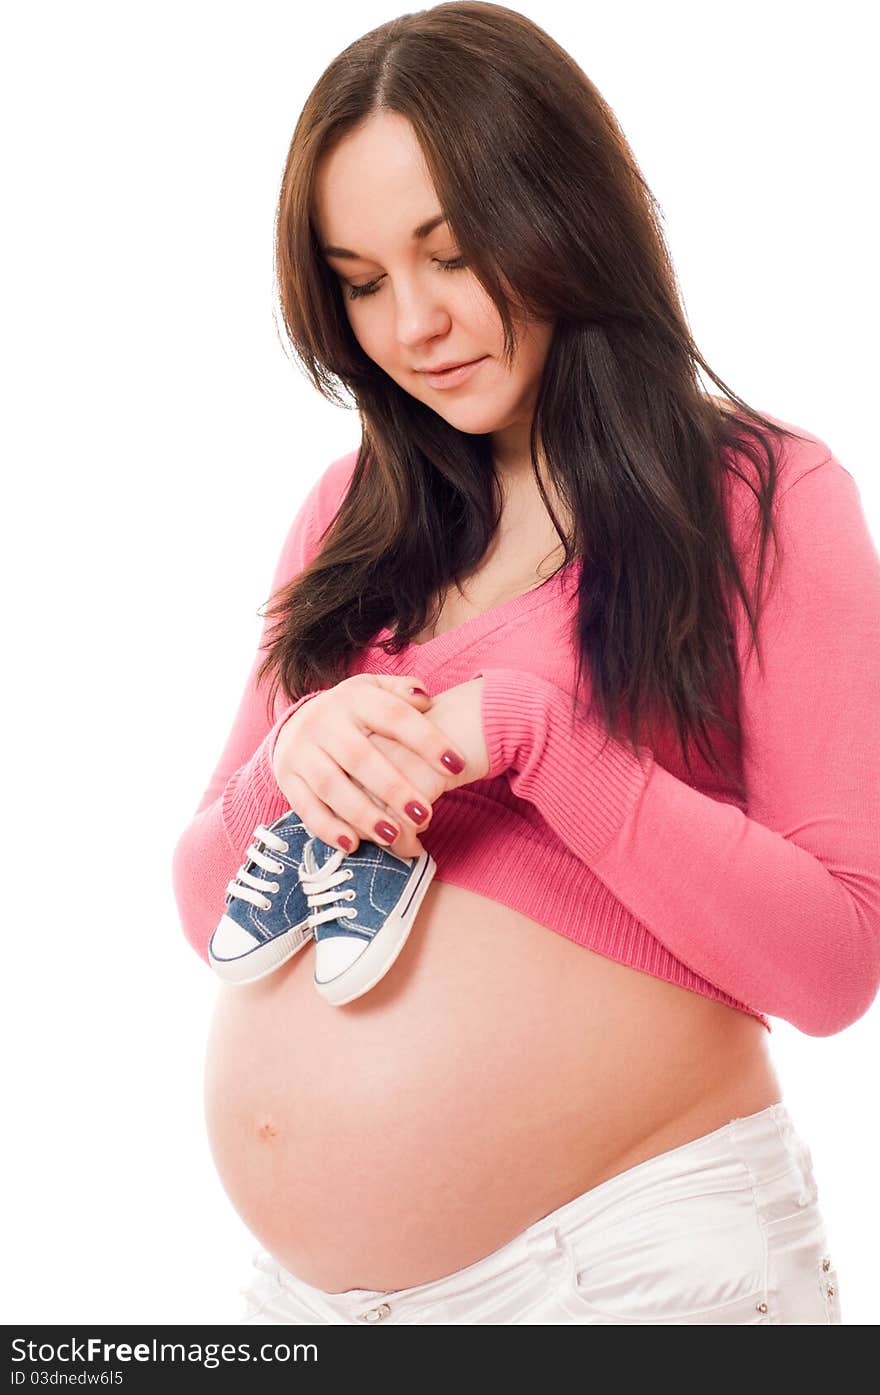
[299, 834, 437, 1006]
[208, 811, 317, 984]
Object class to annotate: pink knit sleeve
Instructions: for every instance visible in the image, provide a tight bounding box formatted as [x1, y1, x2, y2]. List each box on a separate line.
[472, 456, 880, 1036]
[170, 456, 352, 966]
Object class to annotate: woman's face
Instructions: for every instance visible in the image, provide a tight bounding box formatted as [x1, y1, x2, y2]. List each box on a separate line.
[313, 111, 554, 451]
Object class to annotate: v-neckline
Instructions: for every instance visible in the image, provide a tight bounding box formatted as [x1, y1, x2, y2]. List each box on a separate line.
[369, 558, 580, 669]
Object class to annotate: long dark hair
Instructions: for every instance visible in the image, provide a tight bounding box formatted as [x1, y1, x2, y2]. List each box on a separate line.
[256, 0, 812, 796]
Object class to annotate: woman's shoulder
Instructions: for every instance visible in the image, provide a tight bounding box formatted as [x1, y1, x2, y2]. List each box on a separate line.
[310, 446, 360, 524]
[750, 407, 835, 486]
[714, 400, 840, 523]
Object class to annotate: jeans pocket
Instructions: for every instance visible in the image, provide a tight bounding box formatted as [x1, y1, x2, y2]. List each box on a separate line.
[560, 1271, 771, 1325]
[553, 1183, 772, 1325]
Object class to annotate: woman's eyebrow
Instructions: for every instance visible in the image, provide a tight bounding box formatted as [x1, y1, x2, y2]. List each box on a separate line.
[321, 212, 447, 261]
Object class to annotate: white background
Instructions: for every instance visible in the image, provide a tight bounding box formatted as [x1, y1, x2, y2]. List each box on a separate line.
[2, 0, 877, 1326]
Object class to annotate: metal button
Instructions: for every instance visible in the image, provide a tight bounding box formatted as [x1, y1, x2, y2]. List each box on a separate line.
[358, 1303, 391, 1322]
[755, 1301, 768, 1314]
[822, 1257, 831, 1272]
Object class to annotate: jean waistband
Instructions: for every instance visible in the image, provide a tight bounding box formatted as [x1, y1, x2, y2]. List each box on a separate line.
[277, 1100, 809, 1323]
[524, 1099, 811, 1245]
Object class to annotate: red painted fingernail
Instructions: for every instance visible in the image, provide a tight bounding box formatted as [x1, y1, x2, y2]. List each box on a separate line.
[338, 836, 353, 851]
[409, 686, 429, 696]
[405, 801, 429, 824]
[374, 820, 399, 843]
[441, 750, 465, 773]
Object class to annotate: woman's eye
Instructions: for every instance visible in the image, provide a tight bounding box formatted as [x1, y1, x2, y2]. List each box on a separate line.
[345, 278, 382, 301]
[346, 255, 467, 302]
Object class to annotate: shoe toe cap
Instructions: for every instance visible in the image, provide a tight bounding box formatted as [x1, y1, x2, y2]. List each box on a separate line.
[314, 932, 369, 983]
[210, 913, 259, 961]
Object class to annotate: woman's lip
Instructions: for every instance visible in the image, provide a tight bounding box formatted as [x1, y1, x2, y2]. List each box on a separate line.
[419, 356, 480, 373]
[420, 356, 488, 388]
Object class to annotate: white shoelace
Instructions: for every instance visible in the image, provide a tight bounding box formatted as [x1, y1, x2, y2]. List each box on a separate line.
[298, 844, 359, 929]
[225, 825, 357, 929]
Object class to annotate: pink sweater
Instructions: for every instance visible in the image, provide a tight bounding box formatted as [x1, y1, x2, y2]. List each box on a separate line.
[171, 417, 880, 1038]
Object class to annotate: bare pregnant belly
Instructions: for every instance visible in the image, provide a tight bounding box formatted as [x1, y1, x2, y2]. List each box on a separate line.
[204, 882, 782, 1294]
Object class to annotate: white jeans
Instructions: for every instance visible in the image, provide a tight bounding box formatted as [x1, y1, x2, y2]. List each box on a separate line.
[238, 1101, 843, 1325]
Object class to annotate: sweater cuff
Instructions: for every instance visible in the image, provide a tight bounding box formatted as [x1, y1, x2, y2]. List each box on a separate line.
[220, 691, 322, 855]
[474, 667, 533, 780]
[473, 666, 654, 864]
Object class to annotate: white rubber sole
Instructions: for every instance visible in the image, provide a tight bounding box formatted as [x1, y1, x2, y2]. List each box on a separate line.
[208, 917, 313, 985]
[314, 851, 437, 1006]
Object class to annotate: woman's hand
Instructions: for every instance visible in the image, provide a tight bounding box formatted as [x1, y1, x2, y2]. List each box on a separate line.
[366, 678, 489, 853]
[377, 677, 488, 790]
[271, 673, 471, 859]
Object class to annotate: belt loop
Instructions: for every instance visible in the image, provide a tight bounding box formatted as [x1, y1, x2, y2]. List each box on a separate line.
[793, 1136, 817, 1207]
[781, 1109, 816, 1207]
[771, 1106, 816, 1208]
[525, 1223, 568, 1278]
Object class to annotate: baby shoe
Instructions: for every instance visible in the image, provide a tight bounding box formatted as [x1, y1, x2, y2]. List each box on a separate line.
[208, 812, 317, 984]
[299, 835, 437, 1007]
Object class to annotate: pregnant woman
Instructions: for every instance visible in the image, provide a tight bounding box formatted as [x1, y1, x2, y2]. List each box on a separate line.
[171, 3, 880, 1324]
